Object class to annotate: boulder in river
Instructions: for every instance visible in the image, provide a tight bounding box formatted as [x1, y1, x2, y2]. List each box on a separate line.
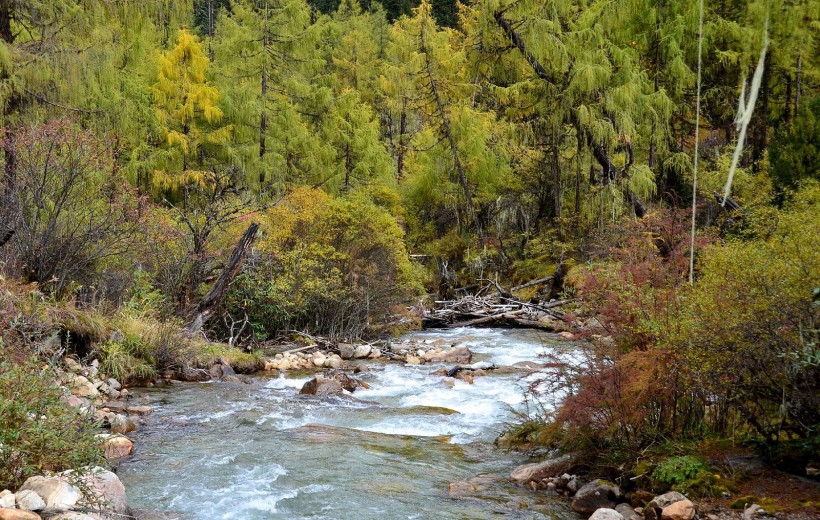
[299, 377, 343, 396]
[424, 346, 472, 364]
[97, 434, 134, 460]
[615, 502, 640, 520]
[76, 467, 130, 516]
[338, 343, 355, 360]
[571, 479, 620, 515]
[510, 454, 577, 486]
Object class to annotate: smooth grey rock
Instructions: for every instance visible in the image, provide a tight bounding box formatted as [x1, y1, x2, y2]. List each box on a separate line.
[510, 454, 576, 486]
[571, 480, 620, 515]
[338, 344, 355, 360]
[589, 508, 624, 520]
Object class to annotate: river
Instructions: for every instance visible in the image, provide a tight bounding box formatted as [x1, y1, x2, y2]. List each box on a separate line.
[117, 327, 579, 519]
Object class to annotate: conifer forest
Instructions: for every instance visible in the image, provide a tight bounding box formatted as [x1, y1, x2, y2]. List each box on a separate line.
[0, 0, 818, 518]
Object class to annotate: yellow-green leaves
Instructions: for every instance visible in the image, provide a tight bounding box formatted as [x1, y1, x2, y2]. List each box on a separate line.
[151, 29, 229, 190]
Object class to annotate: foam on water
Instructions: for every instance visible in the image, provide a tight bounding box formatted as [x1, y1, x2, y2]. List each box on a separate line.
[118, 327, 579, 519]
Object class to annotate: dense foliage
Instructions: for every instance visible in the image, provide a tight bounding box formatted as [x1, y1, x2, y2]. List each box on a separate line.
[0, 359, 104, 490]
[0, 0, 818, 479]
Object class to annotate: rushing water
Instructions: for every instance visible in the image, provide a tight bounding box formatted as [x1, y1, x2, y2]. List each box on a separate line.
[117, 328, 579, 519]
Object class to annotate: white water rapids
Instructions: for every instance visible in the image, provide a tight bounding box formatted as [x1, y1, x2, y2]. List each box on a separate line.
[117, 328, 580, 519]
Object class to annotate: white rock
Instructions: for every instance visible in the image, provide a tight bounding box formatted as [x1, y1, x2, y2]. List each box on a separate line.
[353, 345, 372, 359]
[15, 489, 46, 511]
[0, 492, 16, 508]
[19, 476, 81, 512]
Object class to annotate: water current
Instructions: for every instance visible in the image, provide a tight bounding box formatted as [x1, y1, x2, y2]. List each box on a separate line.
[117, 327, 579, 519]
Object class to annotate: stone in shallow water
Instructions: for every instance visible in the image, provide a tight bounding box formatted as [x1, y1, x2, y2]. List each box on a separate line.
[299, 377, 343, 396]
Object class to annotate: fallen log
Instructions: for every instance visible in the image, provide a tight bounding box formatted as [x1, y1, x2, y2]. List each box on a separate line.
[510, 276, 553, 292]
[445, 310, 526, 328]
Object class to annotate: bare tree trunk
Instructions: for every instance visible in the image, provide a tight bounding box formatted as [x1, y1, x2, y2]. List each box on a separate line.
[187, 222, 260, 333]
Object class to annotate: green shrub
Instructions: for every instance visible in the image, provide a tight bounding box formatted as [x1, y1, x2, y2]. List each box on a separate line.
[0, 360, 104, 490]
[652, 456, 707, 488]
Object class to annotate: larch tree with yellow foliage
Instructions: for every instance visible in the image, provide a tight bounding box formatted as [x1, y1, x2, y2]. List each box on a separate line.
[151, 28, 232, 196]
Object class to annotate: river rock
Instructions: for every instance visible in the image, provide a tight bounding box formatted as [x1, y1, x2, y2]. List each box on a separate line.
[511, 455, 577, 486]
[15, 490, 45, 512]
[571, 480, 620, 515]
[70, 376, 99, 399]
[97, 434, 134, 460]
[125, 405, 153, 415]
[47, 513, 95, 520]
[661, 499, 695, 520]
[589, 508, 624, 520]
[643, 492, 688, 520]
[299, 377, 343, 397]
[425, 346, 472, 364]
[0, 493, 14, 509]
[19, 477, 81, 512]
[0, 510, 42, 520]
[75, 468, 130, 516]
[448, 482, 477, 496]
[455, 372, 474, 384]
[323, 355, 342, 369]
[106, 378, 121, 391]
[615, 502, 639, 520]
[368, 348, 381, 359]
[109, 414, 137, 434]
[353, 345, 372, 359]
[338, 344, 355, 360]
[405, 355, 421, 365]
[326, 371, 366, 392]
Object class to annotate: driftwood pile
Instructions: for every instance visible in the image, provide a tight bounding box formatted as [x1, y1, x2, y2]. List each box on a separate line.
[422, 277, 579, 331]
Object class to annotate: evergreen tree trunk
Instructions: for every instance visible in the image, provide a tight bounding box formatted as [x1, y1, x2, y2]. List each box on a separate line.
[396, 102, 407, 181]
[260, 60, 268, 186]
[419, 25, 485, 242]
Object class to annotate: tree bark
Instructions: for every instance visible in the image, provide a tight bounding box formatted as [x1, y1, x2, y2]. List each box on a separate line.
[187, 222, 260, 333]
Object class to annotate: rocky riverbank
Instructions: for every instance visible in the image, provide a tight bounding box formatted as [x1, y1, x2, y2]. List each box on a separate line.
[0, 357, 147, 519]
[508, 455, 819, 520]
